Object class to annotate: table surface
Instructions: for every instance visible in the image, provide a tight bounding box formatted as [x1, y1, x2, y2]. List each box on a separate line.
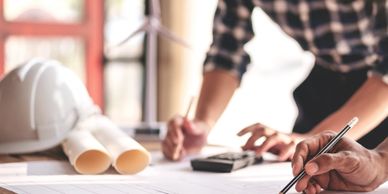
[0, 145, 387, 194]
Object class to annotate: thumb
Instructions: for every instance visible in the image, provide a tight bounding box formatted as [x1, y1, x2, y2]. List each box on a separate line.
[305, 151, 359, 176]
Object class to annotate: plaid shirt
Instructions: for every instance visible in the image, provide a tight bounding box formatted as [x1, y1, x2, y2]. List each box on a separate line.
[204, 0, 388, 83]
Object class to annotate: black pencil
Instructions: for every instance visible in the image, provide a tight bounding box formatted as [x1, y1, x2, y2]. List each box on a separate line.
[279, 117, 359, 194]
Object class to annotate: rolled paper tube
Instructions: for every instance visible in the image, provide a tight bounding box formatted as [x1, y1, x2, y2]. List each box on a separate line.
[88, 116, 151, 174]
[62, 130, 111, 174]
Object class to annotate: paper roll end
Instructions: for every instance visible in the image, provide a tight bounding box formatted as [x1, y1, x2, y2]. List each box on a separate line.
[74, 150, 111, 174]
[114, 149, 151, 174]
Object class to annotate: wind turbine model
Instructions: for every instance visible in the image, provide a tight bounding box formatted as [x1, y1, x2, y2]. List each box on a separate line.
[114, 0, 190, 134]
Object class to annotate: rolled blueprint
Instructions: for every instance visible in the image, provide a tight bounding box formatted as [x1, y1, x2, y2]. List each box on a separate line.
[62, 130, 111, 174]
[87, 116, 151, 174]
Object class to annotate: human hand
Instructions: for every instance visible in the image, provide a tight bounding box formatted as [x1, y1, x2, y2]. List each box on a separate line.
[292, 131, 387, 194]
[162, 115, 210, 161]
[237, 123, 305, 161]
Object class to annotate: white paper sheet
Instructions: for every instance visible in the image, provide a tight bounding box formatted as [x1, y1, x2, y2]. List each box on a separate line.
[0, 151, 387, 194]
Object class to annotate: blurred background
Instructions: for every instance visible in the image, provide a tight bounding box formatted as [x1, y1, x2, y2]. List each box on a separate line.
[0, 0, 314, 147]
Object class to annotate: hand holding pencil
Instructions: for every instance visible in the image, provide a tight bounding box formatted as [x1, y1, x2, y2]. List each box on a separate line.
[162, 98, 210, 161]
[289, 130, 388, 194]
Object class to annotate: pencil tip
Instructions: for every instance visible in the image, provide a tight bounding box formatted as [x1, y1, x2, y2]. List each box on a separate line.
[348, 117, 359, 128]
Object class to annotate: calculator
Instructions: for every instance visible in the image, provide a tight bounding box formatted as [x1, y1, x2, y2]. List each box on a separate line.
[190, 151, 263, 173]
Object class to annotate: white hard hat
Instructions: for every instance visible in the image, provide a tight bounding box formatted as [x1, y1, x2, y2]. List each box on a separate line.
[0, 59, 99, 154]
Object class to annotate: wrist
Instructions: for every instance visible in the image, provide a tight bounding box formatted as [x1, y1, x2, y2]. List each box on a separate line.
[374, 148, 388, 182]
[375, 138, 388, 181]
[193, 117, 214, 130]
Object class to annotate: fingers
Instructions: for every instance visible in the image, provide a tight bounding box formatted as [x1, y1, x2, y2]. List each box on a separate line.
[253, 133, 291, 157]
[305, 151, 360, 176]
[182, 118, 202, 135]
[292, 155, 303, 176]
[304, 183, 316, 194]
[162, 116, 185, 160]
[238, 123, 275, 150]
[242, 131, 262, 150]
[238, 123, 274, 137]
[292, 141, 311, 176]
[162, 137, 183, 160]
[251, 135, 280, 155]
[296, 175, 322, 194]
[311, 174, 329, 190]
[304, 180, 322, 194]
[295, 174, 312, 193]
[278, 141, 296, 161]
[239, 123, 299, 161]
[292, 131, 336, 175]
[162, 136, 183, 160]
[295, 151, 360, 192]
[313, 181, 322, 193]
[292, 131, 365, 193]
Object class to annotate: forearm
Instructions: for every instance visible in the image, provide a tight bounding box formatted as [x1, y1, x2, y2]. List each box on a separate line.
[307, 75, 388, 139]
[195, 69, 239, 129]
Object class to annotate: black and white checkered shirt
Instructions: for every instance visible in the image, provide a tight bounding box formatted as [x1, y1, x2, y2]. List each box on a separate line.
[204, 0, 388, 83]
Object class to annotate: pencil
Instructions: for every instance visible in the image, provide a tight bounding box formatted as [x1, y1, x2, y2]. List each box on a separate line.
[279, 117, 359, 194]
[184, 96, 195, 118]
[172, 97, 196, 159]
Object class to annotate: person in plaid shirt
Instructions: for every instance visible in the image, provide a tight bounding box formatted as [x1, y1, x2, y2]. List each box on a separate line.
[162, 0, 388, 163]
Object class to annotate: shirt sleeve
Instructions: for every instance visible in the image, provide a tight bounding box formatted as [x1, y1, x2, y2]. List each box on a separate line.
[203, 0, 256, 81]
[368, 1, 388, 84]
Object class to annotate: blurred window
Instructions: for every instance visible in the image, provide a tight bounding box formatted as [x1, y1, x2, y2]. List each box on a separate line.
[104, 0, 145, 125]
[1, 0, 145, 125]
[5, 36, 85, 80]
[4, 0, 83, 23]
